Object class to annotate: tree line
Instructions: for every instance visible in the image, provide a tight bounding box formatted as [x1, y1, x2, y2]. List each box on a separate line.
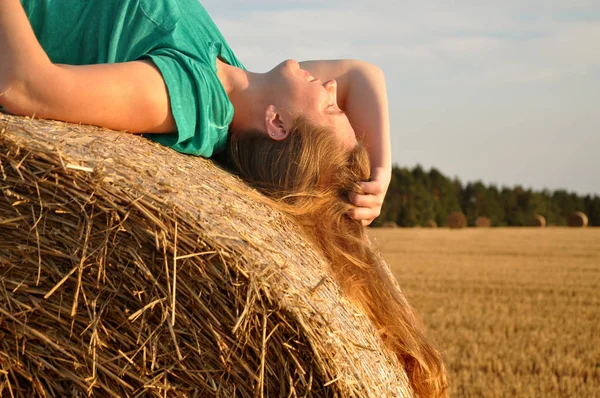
[374, 165, 600, 227]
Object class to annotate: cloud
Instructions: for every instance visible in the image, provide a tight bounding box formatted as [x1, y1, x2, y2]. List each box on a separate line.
[205, 1, 600, 85]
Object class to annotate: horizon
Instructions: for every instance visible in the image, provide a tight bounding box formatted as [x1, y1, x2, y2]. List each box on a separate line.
[203, 0, 599, 196]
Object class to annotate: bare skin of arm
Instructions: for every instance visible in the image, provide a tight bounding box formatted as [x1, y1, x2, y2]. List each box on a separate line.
[0, 0, 175, 133]
[300, 60, 392, 224]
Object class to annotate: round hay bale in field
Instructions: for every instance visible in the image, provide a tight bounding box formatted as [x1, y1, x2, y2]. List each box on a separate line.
[475, 216, 491, 228]
[567, 211, 588, 227]
[0, 114, 412, 397]
[382, 221, 398, 228]
[529, 215, 547, 227]
[446, 211, 467, 229]
[425, 219, 437, 228]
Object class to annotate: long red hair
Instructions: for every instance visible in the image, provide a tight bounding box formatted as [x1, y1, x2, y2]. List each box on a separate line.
[225, 117, 448, 397]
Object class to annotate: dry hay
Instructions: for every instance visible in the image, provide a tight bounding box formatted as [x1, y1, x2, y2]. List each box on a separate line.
[529, 215, 547, 228]
[382, 221, 398, 228]
[0, 114, 412, 397]
[567, 211, 588, 228]
[446, 212, 467, 229]
[475, 217, 491, 228]
[424, 220, 437, 228]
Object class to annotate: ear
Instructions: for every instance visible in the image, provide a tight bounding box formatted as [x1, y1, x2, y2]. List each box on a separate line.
[264, 105, 290, 141]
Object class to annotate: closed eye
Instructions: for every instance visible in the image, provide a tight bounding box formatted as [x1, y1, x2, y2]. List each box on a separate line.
[328, 104, 346, 115]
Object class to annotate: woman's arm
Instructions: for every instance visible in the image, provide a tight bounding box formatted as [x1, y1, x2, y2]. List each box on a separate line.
[0, 0, 175, 133]
[0, 0, 48, 101]
[299, 59, 392, 225]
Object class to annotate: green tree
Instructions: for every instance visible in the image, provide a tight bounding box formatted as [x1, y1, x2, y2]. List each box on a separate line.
[373, 165, 598, 227]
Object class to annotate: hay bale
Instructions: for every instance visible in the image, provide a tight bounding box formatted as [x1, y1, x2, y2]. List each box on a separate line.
[382, 221, 398, 228]
[475, 216, 491, 228]
[446, 211, 467, 229]
[425, 220, 437, 228]
[0, 114, 412, 397]
[567, 211, 588, 227]
[529, 215, 547, 227]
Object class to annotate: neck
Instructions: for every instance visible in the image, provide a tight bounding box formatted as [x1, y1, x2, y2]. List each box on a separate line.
[216, 59, 267, 133]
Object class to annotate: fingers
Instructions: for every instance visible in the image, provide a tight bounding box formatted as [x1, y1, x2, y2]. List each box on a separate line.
[347, 204, 380, 223]
[360, 181, 384, 196]
[349, 192, 383, 209]
[347, 179, 387, 226]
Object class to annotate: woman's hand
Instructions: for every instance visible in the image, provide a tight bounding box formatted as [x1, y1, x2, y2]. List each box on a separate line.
[349, 167, 391, 226]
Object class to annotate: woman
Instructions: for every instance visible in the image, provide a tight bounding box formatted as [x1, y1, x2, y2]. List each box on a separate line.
[0, 0, 387, 226]
[1, 0, 448, 395]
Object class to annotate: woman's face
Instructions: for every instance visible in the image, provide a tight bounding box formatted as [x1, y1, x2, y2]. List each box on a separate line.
[266, 60, 356, 149]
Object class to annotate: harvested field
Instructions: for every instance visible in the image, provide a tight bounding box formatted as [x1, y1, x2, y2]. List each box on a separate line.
[369, 227, 600, 398]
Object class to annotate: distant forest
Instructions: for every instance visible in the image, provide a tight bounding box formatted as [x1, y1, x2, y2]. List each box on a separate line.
[374, 165, 600, 227]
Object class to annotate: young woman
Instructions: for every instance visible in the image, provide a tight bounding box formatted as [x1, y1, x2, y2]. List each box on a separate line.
[0, 0, 448, 395]
[0, 0, 388, 226]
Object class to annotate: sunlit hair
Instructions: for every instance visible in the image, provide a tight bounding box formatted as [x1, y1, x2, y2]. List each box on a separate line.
[225, 117, 448, 397]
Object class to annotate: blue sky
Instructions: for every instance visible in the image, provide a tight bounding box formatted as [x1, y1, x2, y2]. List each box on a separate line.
[203, 0, 599, 195]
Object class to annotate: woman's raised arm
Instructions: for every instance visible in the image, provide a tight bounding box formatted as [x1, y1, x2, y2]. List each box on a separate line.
[0, 0, 175, 133]
[299, 59, 392, 225]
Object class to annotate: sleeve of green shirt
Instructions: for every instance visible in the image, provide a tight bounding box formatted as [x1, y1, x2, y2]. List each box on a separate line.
[145, 46, 233, 158]
[139, 1, 238, 158]
[145, 50, 201, 153]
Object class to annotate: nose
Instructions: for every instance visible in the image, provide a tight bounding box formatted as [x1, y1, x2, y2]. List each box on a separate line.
[324, 79, 337, 92]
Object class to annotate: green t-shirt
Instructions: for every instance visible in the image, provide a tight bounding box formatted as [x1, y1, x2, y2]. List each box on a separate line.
[22, 0, 245, 157]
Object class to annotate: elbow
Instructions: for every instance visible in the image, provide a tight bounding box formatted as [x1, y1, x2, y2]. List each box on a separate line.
[348, 60, 385, 82]
[0, 79, 37, 117]
[1, 60, 57, 118]
[364, 62, 385, 81]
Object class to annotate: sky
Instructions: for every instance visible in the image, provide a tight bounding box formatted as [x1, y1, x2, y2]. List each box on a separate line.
[202, 0, 600, 196]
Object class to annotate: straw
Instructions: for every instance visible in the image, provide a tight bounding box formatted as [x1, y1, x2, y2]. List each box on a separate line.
[0, 113, 412, 397]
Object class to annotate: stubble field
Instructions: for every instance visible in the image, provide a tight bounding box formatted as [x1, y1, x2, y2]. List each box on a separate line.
[369, 227, 600, 398]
